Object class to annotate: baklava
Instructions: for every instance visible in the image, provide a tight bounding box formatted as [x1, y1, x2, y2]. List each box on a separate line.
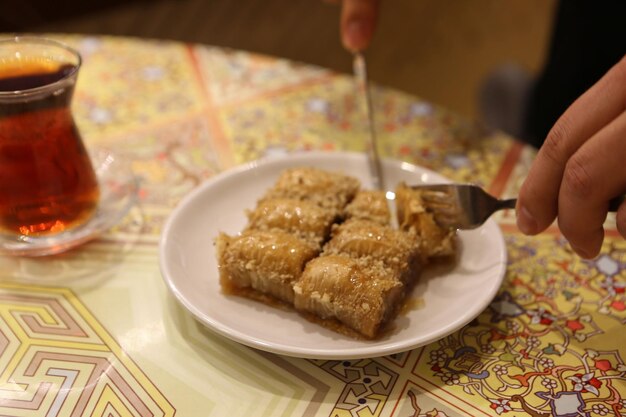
[216, 167, 457, 339]
[395, 182, 456, 258]
[245, 198, 335, 248]
[293, 254, 403, 338]
[344, 190, 391, 225]
[217, 168, 357, 304]
[259, 167, 360, 217]
[216, 229, 318, 304]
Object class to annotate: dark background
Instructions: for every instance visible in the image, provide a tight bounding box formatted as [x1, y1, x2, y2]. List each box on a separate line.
[1, 0, 556, 122]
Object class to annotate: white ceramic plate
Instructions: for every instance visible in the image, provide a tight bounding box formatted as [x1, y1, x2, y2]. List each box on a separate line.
[159, 151, 507, 359]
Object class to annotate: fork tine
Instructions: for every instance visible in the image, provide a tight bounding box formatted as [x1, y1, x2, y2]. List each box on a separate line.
[409, 183, 522, 229]
[434, 219, 457, 228]
[432, 205, 461, 215]
[418, 186, 455, 206]
[416, 184, 453, 192]
[431, 213, 461, 228]
[417, 186, 458, 211]
[421, 192, 453, 205]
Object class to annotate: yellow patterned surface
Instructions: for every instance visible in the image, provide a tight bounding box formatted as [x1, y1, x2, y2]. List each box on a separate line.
[0, 35, 624, 417]
[0, 282, 174, 417]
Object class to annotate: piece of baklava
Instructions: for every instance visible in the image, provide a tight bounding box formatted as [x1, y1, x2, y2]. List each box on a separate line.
[293, 254, 404, 338]
[260, 167, 360, 216]
[344, 190, 391, 225]
[216, 230, 318, 304]
[246, 198, 336, 248]
[215, 167, 457, 340]
[323, 219, 423, 282]
[217, 168, 359, 305]
[395, 182, 456, 258]
[293, 218, 423, 338]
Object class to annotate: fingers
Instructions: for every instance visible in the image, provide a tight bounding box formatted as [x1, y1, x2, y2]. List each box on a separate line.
[556, 111, 626, 258]
[340, 0, 379, 52]
[517, 56, 626, 255]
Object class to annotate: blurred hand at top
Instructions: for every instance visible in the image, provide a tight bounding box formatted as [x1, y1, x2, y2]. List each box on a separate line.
[326, 0, 380, 51]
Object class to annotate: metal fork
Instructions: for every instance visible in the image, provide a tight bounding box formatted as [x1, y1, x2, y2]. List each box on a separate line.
[412, 184, 624, 230]
[353, 52, 384, 191]
[412, 184, 515, 230]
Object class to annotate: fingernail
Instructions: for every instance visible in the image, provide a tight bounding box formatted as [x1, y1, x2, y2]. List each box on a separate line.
[572, 235, 603, 259]
[516, 205, 538, 235]
[570, 243, 593, 259]
[343, 20, 372, 52]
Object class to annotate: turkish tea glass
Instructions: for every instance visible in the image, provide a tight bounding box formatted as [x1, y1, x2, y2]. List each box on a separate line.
[0, 36, 99, 239]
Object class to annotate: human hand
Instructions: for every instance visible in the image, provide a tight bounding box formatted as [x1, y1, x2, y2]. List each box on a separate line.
[325, 0, 380, 51]
[516, 56, 626, 258]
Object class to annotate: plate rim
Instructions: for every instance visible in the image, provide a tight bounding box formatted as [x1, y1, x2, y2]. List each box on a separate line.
[159, 150, 507, 359]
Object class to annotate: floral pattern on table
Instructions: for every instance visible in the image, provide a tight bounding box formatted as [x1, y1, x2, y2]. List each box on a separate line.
[192, 46, 330, 107]
[94, 114, 223, 237]
[410, 234, 626, 417]
[306, 234, 625, 417]
[65, 36, 205, 141]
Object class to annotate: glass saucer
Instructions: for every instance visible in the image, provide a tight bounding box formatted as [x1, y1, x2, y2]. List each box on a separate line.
[0, 149, 138, 257]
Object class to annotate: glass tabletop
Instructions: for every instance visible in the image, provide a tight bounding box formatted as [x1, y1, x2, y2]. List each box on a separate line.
[0, 34, 624, 417]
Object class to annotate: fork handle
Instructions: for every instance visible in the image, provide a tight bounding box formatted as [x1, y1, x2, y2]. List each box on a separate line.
[496, 198, 517, 211]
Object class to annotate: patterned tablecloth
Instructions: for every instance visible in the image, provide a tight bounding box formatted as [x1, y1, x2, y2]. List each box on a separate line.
[0, 35, 624, 417]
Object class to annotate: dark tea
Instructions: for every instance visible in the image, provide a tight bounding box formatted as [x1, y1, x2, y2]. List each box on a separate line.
[0, 42, 100, 236]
